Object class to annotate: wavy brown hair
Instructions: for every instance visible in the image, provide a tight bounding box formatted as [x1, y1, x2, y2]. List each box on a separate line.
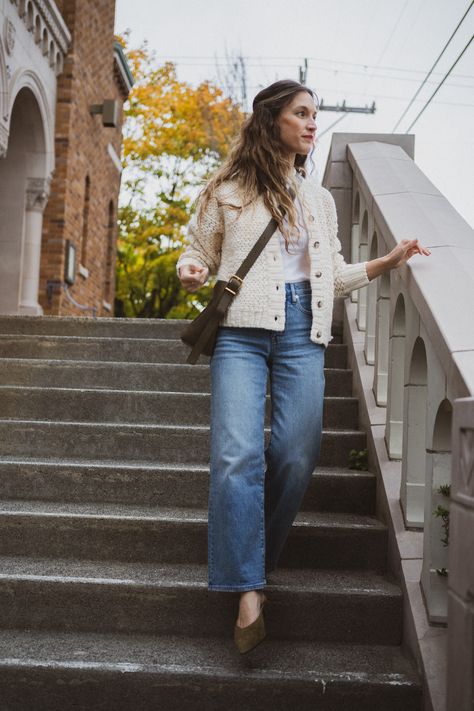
[196, 79, 319, 247]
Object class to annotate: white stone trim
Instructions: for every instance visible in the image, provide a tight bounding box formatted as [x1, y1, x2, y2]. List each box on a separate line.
[0, 123, 7, 157]
[107, 142, 122, 174]
[7, 68, 54, 171]
[10, 0, 70, 54]
[25, 175, 50, 211]
[9, 0, 70, 77]
[3, 15, 15, 55]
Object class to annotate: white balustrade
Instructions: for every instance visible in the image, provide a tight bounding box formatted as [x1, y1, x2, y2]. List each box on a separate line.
[327, 136, 474, 634]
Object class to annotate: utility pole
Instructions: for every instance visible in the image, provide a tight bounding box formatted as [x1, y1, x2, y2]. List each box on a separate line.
[315, 100, 377, 140]
[299, 58, 308, 84]
[298, 60, 376, 117]
[318, 99, 376, 114]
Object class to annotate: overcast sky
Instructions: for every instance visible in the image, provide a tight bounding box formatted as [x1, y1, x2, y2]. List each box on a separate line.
[115, 0, 474, 228]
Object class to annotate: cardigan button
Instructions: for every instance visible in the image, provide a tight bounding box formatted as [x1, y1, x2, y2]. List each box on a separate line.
[309, 215, 315, 222]
[315, 271, 322, 278]
[313, 241, 320, 248]
[274, 316, 278, 321]
[316, 330, 322, 338]
[317, 300, 323, 308]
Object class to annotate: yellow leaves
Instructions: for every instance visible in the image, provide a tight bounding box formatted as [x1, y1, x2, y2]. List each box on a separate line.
[120, 44, 244, 166]
[115, 38, 242, 319]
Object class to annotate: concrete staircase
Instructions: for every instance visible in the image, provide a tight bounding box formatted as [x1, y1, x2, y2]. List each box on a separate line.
[0, 316, 423, 710]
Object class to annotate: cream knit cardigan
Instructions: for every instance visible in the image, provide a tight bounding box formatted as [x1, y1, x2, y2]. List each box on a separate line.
[177, 172, 370, 347]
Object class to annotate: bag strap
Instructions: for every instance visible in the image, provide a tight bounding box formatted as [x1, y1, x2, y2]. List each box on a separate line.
[223, 187, 296, 297]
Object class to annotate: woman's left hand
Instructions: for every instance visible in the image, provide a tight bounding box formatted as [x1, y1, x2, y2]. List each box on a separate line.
[386, 238, 431, 270]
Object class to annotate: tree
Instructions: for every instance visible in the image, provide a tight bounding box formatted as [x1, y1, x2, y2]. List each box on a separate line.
[115, 38, 244, 319]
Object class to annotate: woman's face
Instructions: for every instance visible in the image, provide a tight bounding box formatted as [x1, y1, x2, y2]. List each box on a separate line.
[276, 90, 318, 157]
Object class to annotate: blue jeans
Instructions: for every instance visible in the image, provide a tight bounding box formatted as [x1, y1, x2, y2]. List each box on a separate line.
[208, 280, 326, 591]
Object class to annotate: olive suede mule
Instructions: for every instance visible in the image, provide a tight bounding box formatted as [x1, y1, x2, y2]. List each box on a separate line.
[234, 594, 267, 654]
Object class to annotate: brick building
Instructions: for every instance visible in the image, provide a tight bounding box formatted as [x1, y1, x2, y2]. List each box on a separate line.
[0, 0, 132, 317]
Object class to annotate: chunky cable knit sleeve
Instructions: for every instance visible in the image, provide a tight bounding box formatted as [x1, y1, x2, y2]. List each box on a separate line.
[176, 196, 224, 277]
[323, 188, 370, 297]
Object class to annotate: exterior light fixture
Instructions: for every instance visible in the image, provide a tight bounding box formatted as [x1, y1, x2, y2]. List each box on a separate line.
[89, 99, 119, 127]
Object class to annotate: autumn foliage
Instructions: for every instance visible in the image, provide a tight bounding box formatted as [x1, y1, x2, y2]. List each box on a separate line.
[115, 38, 244, 319]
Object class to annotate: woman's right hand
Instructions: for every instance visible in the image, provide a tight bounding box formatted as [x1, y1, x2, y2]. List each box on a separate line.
[178, 264, 210, 292]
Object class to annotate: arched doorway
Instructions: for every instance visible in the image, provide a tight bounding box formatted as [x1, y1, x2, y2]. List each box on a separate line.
[0, 87, 49, 314]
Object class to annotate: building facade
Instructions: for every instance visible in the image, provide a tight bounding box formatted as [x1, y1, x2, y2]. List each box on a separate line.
[0, 0, 132, 317]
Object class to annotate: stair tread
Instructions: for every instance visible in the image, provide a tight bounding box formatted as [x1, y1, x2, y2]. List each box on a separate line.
[0, 419, 362, 435]
[0, 357, 350, 375]
[0, 628, 420, 684]
[0, 384, 357, 399]
[0, 333, 344, 348]
[0, 356, 211, 368]
[0, 334, 182, 344]
[0, 556, 399, 594]
[0, 499, 386, 528]
[0, 456, 374, 477]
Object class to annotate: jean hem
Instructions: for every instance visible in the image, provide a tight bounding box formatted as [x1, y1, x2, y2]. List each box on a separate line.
[208, 580, 267, 592]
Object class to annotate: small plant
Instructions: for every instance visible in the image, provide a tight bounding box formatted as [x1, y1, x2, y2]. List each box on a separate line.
[348, 448, 368, 471]
[434, 484, 451, 577]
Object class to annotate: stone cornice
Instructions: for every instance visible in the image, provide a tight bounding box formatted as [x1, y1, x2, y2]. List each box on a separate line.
[113, 40, 133, 98]
[9, 0, 71, 55]
[36, 0, 71, 54]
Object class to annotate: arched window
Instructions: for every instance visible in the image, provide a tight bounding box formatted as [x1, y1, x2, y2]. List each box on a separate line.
[81, 176, 90, 266]
[104, 200, 115, 304]
[34, 15, 41, 43]
[42, 28, 48, 55]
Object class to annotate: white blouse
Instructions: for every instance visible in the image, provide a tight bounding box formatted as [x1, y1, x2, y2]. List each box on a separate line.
[278, 174, 311, 283]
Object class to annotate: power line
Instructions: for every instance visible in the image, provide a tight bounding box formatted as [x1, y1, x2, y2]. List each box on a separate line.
[240, 82, 474, 106]
[360, 0, 410, 98]
[171, 61, 474, 88]
[392, 0, 474, 131]
[316, 113, 350, 140]
[404, 33, 474, 132]
[149, 54, 474, 80]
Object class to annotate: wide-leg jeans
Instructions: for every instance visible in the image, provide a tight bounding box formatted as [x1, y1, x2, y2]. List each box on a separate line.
[208, 280, 326, 592]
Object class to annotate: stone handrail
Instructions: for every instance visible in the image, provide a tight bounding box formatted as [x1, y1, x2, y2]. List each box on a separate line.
[323, 133, 474, 710]
[447, 396, 474, 711]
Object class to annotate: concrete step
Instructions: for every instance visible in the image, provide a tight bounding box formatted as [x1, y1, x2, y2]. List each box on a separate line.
[0, 501, 387, 570]
[0, 315, 187, 339]
[0, 386, 359, 430]
[0, 629, 422, 711]
[0, 421, 367, 467]
[0, 314, 345, 347]
[0, 335, 346, 368]
[0, 557, 402, 644]
[0, 357, 351, 392]
[0, 459, 376, 514]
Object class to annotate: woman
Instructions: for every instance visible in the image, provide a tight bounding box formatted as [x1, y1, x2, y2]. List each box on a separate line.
[177, 79, 431, 654]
